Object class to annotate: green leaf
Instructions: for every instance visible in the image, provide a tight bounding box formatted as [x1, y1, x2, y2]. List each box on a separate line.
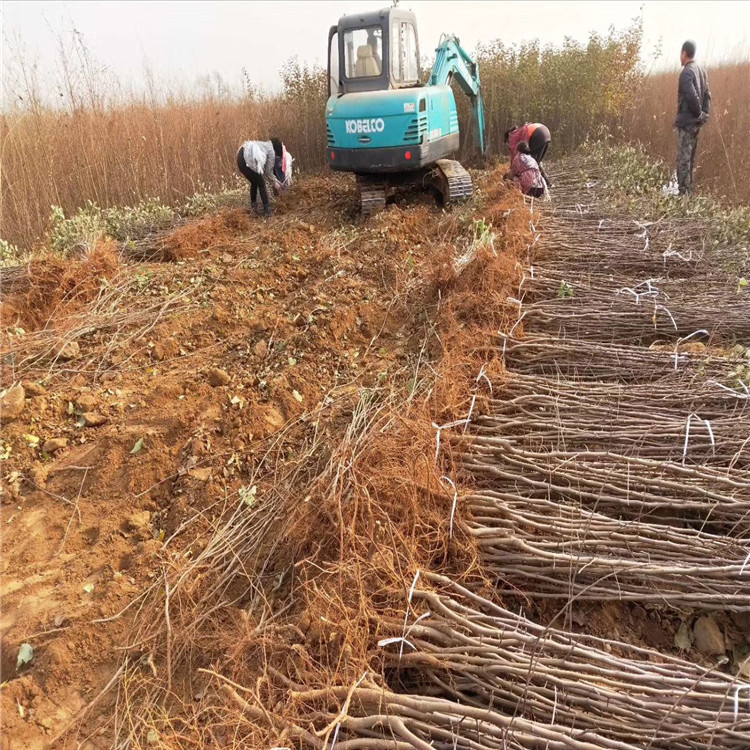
[239, 485, 258, 507]
[558, 281, 575, 299]
[16, 643, 34, 669]
[131, 437, 145, 454]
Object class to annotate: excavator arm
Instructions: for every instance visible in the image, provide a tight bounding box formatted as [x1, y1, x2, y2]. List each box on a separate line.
[429, 34, 486, 155]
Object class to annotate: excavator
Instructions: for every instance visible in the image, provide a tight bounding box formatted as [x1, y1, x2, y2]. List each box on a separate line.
[325, 6, 486, 215]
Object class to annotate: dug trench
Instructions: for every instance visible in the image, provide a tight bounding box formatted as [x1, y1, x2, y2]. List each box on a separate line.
[1, 157, 749, 748]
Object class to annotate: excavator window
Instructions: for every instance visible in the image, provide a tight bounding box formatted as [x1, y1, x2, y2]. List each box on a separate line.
[328, 29, 340, 96]
[390, 20, 419, 85]
[344, 27, 383, 78]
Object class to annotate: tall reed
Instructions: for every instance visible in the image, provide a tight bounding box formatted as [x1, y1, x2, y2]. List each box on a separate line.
[1, 21, 747, 253]
[623, 60, 750, 203]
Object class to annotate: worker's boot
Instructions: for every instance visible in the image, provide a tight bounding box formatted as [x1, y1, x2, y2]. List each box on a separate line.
[263, 205, 272, 218]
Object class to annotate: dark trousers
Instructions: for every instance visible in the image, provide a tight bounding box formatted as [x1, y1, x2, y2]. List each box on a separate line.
[676, 125, 700, 194]
[529, 125, 551, 187]
[236, 148, 269, 208]
[529, 125, 551, 163]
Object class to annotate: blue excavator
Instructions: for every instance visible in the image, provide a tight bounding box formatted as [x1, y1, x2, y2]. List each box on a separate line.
[325, 6, 486, 214]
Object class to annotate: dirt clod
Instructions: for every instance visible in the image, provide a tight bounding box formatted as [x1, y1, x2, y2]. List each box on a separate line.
[76, 393, 98, 412]
[253, 339, 269, 358]
[188, 467, 212, 482]
[208, 368, 231, 387]
[153, 338, 180, 361]
[57, 340, 80, 360]
[24, 382, 46, 397]
[82, 412, 108, 427]
[42, 437, 68, 454]
[693, 616, 725, 655]
[29, 464, 49, 489]
[263, 406, 285, 430]
[1, 385, 26, 422]
[127, 511, 152, 535]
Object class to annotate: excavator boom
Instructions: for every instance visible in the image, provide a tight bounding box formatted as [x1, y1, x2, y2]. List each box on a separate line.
[429, 35, 486, 156]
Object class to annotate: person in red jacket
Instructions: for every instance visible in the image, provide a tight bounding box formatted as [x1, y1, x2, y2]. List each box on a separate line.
[505, 123, 552, 188]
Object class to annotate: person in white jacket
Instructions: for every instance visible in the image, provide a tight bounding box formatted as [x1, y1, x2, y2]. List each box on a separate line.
[236, 139, 280, 216]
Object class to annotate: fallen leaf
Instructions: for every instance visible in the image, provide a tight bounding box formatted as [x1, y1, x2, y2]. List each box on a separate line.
[16, 643, 34, 669]
[674, 621, 693, 650]
[130, 437, 145, 454]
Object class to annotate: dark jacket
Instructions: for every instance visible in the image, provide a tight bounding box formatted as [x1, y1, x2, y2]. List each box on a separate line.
[675, 61, 711, 128]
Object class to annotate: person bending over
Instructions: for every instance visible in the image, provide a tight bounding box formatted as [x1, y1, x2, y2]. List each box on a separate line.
[236, 138, 286, 216]
[505, 123, 552, 188]
[511, 140, 546, 198]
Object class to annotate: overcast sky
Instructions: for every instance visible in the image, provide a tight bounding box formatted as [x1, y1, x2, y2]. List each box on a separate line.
[3, 1, 749, 95]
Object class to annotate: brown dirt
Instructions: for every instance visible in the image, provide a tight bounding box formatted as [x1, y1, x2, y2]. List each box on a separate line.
[0, 170, 529, 748]
[1, 243, 121, 334]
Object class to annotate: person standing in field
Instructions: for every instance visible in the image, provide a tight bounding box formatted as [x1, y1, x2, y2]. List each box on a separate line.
[674, 39, 711, 195]
[505, 123, 552, 188]
[236, 138, 287, 217]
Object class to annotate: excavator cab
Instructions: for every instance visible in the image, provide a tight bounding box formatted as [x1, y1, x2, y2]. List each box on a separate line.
[326, 8, 485, 214]
[327, 8, 420, 96]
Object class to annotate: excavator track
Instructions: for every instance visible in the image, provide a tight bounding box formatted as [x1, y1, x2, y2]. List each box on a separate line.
[434, 159, 473, 204]
[357, 176, 387, 217]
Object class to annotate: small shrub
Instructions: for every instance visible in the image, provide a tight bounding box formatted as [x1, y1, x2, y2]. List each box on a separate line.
[0, 239, 24, 266]
[49, 202, 107, 255]
[182, 183, 247, 217]
[44, 183, 258, 257]
[103, 199, 176, 240]
[585, 141, 750, 274]
[587, 140, 668, 195]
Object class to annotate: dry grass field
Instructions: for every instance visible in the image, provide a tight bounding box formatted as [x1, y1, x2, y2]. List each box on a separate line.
[1, 24, 747, 252]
